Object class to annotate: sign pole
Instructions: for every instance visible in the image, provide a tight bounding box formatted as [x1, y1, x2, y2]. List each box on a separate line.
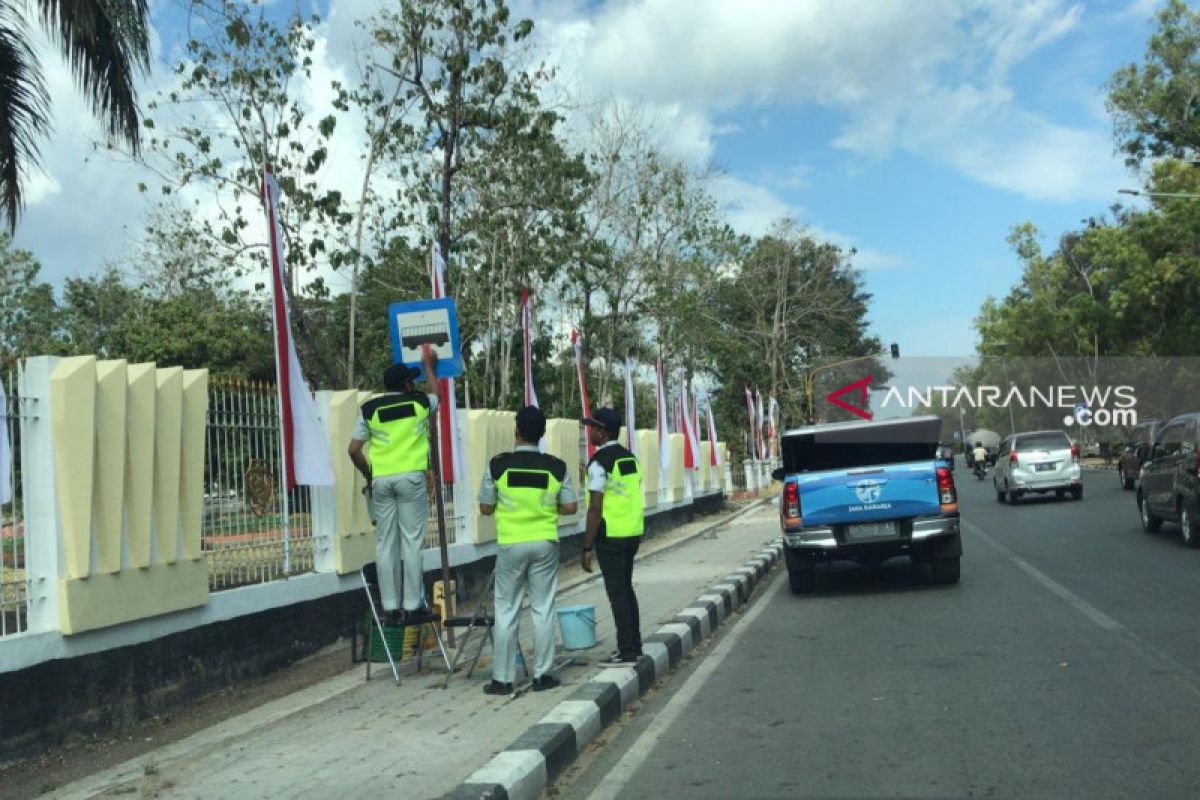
[428, 410, 455, 647]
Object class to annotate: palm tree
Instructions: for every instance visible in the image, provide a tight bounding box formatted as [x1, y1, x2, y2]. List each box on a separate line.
[0, 0, 150, 232]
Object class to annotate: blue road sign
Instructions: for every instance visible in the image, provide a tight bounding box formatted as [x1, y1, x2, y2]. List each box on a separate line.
[388, 298, 463, 379]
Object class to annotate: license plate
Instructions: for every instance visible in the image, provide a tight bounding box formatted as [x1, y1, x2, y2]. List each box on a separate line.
[846, 521, 899, 541]
[1035, 462, 1057, 472]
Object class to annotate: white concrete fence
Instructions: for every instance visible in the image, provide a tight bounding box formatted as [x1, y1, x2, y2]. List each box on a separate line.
[0, 356, 767, 675]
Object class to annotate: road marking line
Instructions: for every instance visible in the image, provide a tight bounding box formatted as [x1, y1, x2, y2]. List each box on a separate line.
[585, 573, 786, 800]
[964, 518, 1200, 699]
[965, 520, 1123, 632]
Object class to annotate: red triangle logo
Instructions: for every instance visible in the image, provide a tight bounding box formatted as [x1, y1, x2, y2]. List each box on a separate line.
[826, 375, 873, 421]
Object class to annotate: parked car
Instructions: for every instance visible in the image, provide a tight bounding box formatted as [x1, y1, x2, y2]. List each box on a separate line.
[992, 430, 1082, 504]
[1137, 413, 1200, 546]
[774, 415, 961, 592]
[1118, 419, 1162, 491]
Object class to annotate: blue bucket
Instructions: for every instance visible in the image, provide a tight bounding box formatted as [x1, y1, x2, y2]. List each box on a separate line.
[556, 604, 597, 650]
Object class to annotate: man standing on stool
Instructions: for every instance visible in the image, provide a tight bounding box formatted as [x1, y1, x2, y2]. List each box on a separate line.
[348, 345, 440, 626]
[581, 407, 645, 666]
[478, 406, 578, 694]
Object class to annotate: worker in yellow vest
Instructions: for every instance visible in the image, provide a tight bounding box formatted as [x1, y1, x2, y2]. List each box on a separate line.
[348, 346, 439, 626]
[581, 407, 645, 666]
[478, 406, 578, 694]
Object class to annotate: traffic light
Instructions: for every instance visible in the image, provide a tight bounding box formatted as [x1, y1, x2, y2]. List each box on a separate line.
[890, 342, 900, 359]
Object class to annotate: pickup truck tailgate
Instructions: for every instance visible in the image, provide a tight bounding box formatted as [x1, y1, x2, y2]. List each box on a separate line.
[796, 460, 942, 526]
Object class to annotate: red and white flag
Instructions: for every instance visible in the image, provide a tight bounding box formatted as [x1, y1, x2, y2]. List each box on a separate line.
[768, 395, 780, 458]
[656, 358, 671, 472]
[0, 376, 11, 505]
[262, 168, 334, 489]
[431, 244, 464, 483]
[755, 388, 767, 461]
[679, 371, 700, 472]
[521, 288, 539, 408]
[624, 357, 637, 457]
[572, 327, 595, 458]
[744, 387, 758, 460]
[706, 400, 722, 466]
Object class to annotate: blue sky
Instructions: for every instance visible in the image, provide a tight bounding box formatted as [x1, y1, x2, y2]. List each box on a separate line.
[14, 0, 1162, 358]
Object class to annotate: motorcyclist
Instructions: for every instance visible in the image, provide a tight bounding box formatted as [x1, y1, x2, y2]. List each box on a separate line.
[972, 441, 988, 478]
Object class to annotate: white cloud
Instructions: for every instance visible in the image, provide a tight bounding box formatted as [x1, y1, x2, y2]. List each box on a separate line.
[9, 0, 1125, 294]
[11, 20, 166, 285]
[712, 174, 903, 270]
[526, 0, 1117, 203]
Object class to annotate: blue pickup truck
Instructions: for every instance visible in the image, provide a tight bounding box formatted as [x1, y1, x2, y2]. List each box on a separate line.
[773, 415, 961, 594]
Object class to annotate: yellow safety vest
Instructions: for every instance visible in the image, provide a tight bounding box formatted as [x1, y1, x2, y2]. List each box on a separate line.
[492, 451, 568, 545]
[361, 392, 431, 477]
[590, 445, 644, 538]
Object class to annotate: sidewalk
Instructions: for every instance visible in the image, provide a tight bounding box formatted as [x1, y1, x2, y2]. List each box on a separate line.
[50, 502, 780, 800]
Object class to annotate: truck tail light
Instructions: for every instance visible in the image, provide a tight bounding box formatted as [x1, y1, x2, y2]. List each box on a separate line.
[782, 481, 801, 525]
[936, 465, 958, 512]
[1010, 450, 1019, 465]
[1071, 443, 1080, 463]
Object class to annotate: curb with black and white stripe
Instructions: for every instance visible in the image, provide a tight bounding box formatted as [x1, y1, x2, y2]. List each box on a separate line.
[442, 540, 785, 800]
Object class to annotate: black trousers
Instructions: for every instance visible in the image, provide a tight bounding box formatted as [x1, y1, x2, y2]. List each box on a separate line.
[596, 535, 641, 656]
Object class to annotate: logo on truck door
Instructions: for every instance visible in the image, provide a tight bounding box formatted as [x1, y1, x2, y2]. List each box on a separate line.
[852, 479, 884, 504]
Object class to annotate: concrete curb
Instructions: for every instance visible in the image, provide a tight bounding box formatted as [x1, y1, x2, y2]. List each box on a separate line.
[442, 539, 785, 800]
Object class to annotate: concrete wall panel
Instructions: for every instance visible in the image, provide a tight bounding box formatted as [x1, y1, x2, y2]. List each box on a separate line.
[152, 368, 183, 565]
[124, 364, 156, 569]
[93, 360, 127, 574]
[179, 370, 208, 561]
[51, 356, 97, 580]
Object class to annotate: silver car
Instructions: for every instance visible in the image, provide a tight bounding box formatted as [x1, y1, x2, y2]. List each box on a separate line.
[992, 430, 1083, 504]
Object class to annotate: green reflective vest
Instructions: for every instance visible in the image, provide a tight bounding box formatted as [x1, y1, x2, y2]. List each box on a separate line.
[590, 444, 644, 538]
[491, 451, 568, 545]
[361, 392, 431, 477]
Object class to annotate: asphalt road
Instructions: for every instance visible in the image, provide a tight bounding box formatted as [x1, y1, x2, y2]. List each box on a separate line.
[558, 464, 1200, 799]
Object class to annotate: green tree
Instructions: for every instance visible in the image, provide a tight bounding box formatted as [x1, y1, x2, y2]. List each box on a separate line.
[0, 234, 58, 355]
[366, 0, 537, 289]
[1108, 0, 1200, 167]
[137, 0, 347, 386]
[0, 0, 151, 230]
[697, 220, 882, 456]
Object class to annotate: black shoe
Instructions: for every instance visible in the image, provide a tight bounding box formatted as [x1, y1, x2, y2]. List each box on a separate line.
[531, 674, 561, 691]
[483, 680, 513, 696]
[381, 610, 403, 627]
[597, 652, 640, 667]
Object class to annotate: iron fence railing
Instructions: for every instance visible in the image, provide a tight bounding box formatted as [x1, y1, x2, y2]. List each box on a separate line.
[730, 465, 748, 491]
[1, 365, 28, 637]
[204, 382, 457, 590]
[204, 380, 314, 591]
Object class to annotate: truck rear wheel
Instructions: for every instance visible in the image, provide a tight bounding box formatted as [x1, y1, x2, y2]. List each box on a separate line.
[788, 567, 816, 594]
[931, 557, 960, 585]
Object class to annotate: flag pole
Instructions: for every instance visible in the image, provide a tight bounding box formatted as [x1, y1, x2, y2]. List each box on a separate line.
[428, 246, 454, 643]
[260, 120, 292, 575]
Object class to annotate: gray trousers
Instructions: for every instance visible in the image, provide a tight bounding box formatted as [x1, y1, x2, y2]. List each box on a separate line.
[493, 539, 560, 683]
[372, 472, 429, 611]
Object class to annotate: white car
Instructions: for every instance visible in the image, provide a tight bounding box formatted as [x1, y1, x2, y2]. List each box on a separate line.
[992, 430, 1082, 504]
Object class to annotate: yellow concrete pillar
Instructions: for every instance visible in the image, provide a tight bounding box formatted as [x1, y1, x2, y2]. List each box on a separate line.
[152, 367, 183, 564]
[93, 360, 127, 573]
[326, 390, 375, 574]
[51, 356, 97, 579]
[180, 370, 208, 561]
[125, 363, 156, 569]
[636, 430, 659, 509]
